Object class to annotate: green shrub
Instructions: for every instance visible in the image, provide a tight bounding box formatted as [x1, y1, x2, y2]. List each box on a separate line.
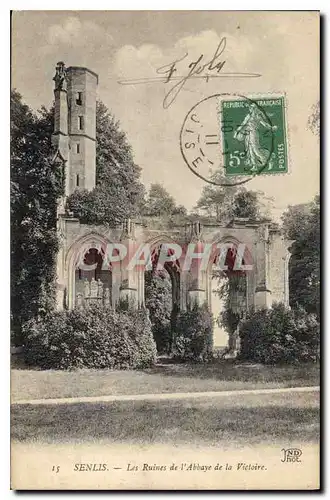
[173, 303, 213, 362]
[239, 303, 320, 364]
[23, 304, 157, 370]
[116, 295, 137, 312]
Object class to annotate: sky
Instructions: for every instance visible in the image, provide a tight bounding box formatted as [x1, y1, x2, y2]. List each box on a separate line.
[11, 11, 319, 219]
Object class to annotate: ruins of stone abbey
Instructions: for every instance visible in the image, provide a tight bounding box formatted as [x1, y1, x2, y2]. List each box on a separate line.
[52, 62, 292, 349]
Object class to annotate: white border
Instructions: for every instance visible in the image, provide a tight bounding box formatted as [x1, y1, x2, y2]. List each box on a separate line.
[2, 4, 325, 499]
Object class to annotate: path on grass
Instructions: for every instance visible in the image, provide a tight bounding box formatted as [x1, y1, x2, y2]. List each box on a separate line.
[12, 385, 319, 406]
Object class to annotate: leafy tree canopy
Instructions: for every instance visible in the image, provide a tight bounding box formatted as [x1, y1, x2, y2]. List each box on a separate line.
[194, 169, 272, 222]
[66, 101, 145, 225]
[11, 90, 63, 344]
[281, 195, 320, 316]
[142, 183, 178, 217]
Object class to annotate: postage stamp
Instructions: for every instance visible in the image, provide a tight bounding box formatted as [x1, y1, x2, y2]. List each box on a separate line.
[220, 96, 288, 176]
[180, 93, 288, 186]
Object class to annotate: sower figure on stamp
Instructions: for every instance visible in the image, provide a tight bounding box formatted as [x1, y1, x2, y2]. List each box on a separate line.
[234, 103, 277, 171]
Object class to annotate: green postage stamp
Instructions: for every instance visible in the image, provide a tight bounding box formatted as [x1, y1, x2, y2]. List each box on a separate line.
[220, 96, 288, 176]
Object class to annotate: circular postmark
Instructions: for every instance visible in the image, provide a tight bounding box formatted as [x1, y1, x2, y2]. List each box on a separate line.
[180, 93, 277, 187]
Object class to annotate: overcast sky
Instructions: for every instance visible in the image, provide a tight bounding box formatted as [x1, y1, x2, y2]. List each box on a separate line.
[12, 11, 319, 218]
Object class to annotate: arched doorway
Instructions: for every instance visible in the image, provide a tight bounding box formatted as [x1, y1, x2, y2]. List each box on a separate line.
[209, 241, 251, 350]
[144, 242, 181, 354]
[74, 247, 112, 308]
[65, 234, 113, 309]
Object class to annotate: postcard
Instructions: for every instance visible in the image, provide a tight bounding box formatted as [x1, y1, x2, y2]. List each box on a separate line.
[11, 10, 320, 490]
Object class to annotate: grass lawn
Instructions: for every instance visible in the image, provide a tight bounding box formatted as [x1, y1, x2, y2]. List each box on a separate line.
[11, 361, 320, 402]
[11, 391, 319, 446]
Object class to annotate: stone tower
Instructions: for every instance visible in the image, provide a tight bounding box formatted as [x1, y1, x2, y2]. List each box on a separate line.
[52, 61, 98, 197]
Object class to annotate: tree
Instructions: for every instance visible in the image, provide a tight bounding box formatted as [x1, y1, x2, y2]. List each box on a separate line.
[281, 203, 312, 239]
[232, 191, 261, 219]
[282, 196, 320, 317]
[142, 183, 177, 217]
[144, 270, 172, 353]
[194, 171, 238, 221]
[11, 90, 63, 344]
[172, 204, 188, 216]
[66, 101, 145, 225]
[141, 184, 189, 228]
[194, 169, 271, 222]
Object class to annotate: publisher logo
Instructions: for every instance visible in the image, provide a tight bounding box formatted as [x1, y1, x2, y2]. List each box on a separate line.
[281, 448, 302, 463]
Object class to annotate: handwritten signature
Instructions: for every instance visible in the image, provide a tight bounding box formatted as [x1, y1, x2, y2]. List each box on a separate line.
[118, 37, 261, 108]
